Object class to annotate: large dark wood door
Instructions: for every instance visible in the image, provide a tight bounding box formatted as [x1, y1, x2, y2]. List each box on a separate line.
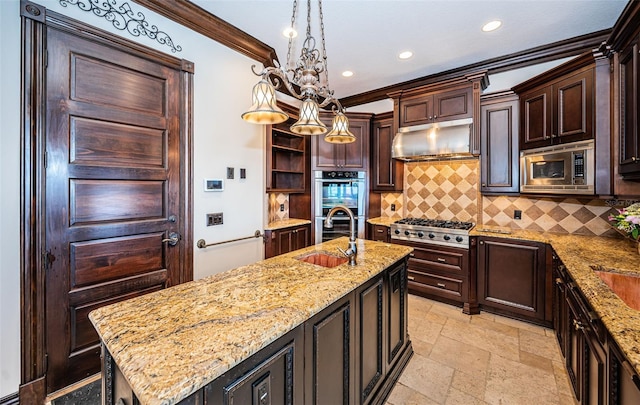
[44, 26, 189, 392]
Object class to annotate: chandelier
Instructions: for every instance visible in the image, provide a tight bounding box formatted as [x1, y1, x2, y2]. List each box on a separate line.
[241, 0, 355, 143]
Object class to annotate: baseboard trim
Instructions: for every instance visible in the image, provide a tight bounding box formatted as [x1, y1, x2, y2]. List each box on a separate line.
[0, 392, 19, 405]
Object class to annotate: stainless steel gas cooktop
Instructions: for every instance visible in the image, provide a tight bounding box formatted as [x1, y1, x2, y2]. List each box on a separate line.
[390, 218, 475, 248]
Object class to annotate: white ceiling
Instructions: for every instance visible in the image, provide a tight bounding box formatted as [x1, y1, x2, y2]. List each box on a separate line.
[193, 0, 627, 109]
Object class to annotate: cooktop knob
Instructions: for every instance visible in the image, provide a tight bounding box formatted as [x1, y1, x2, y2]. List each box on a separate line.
[394, 229, 400, 235]
[404, 230, 411, 236]
[456, 236, 463, 242]
[443, 235, 451, 241]
[428, 233, 435, 239]
[417, 231, 424, 238]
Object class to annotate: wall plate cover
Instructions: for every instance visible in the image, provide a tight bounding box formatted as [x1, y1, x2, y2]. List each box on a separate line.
[204, 179, 224, 191]
[227, 167, 234, 179]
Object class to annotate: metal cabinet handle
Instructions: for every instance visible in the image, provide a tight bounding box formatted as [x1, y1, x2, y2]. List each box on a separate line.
[162, 232, 181, 246]
[555, 277, 563, 285]
[573, 319, 585, 331]
[376, 229, 384, 233]
[408, 276, 415, 281]
[437, 258, 446, 262]
[479, 241, 484, 245]
[436, 282, 446, 288]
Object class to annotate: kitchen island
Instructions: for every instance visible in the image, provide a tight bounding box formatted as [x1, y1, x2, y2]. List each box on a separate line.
[89, 237, 413, 405]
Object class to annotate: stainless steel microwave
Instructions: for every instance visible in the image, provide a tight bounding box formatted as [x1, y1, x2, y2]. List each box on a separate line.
[520, 140, 594, 195]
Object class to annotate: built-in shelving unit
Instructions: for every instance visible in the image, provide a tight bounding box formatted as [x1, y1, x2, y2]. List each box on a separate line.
[266, 125, 306, 193]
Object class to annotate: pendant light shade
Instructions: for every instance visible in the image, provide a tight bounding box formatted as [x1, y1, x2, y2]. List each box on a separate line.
[325, 110, 356, 143]
[290, 98, 328, 135]
[241, 79, 289, 124]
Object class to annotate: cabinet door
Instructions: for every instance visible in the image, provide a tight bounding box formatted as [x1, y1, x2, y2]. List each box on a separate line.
[312, 134, 338, 170]
[520, 86, 553, 149]
[434, 87, 473, 121]
[554, 69, 594, 144]
[618, 39, 640, 178]
[304, 294, 354, 405]
[399, 94, 433, 127]
[293, 225, 310, 251]
[565, 288, 584, 403]
[609, 342, 640, 405]
[386, 262, 406, 370]
[357, 276, 384, 405]
[477, 238, 547, 321]
[480, 97, 519, 193]
[277, 228, 295, 256]
[553, 263, 568, 357]
[341, 118, 369, 170]
[371, 116, 402, 191]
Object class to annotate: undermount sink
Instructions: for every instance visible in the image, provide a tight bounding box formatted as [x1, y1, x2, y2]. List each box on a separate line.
[591, 266, 640, 311]
[297, 252, 348, 268]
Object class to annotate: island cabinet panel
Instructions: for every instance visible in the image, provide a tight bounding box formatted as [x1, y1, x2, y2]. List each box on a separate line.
[304, 293, 355, 405]
[356, 276, 384, 405]
[386, 262, 407, 371]
[477, 237, 551, 326]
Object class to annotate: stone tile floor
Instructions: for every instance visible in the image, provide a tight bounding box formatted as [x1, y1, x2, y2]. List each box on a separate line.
[385, 294, 579, 405]
[49, 294, 578, 405]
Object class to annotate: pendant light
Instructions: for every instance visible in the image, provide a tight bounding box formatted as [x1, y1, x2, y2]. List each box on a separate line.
[241, 0, 355, 143]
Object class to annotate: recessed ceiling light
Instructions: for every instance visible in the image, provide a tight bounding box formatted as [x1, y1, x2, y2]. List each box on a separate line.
[398, 51, 413, 60]
[283, 27, 297, 38]
[342, 70, 354, 78]
[482, 20, 502, 32]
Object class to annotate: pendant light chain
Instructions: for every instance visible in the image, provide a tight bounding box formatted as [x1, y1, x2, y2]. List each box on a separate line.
[286, 0, 298, 70]
[318, 0, 330, 96]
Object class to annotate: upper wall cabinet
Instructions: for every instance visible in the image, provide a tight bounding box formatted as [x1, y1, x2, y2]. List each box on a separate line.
[617, 35, 640, 179]
[398, 87, 472, 128]
[371, 112, 403, 192]
[311, 113, 371, 172]
[390, 71, 489, 156]
[514, 58, 595, 150]
[480, 92, 519, 194]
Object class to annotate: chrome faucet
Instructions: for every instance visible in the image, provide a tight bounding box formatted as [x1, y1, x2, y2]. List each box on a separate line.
[324, 204, 357, 265]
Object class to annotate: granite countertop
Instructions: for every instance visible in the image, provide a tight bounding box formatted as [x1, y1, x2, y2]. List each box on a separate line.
[264, 218, 311, 231]
[367, 216, 402, 226]
[472, 227, 640, 376]
[89, 237, 412, 405]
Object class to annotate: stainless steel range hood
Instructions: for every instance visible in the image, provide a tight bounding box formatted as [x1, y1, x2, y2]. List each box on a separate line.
[392, 117, 473, 161]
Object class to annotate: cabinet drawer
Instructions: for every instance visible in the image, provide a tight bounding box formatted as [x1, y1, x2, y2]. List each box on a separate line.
[409, 248, 463, 271]
[408, 271, 464, 299]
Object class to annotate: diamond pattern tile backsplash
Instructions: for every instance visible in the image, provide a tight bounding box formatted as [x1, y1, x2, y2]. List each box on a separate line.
[404, 160, 480, 222]
[268, 193, 289, 223]
[385, 159, 618, 237]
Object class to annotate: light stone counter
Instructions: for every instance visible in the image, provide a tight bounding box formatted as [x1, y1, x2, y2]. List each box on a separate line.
[264, 218, 311, 231]
[89, 237, 412, 405]
[472, 228, 640, 377]
[367, 216, 402, 227]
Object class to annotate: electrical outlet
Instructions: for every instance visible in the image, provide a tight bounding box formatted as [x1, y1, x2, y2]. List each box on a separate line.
[206, 212, 223, 226]
[240, 168, 246, 179]
[391, 204, 396, 211]
[514, 210, 522, 220]
[280, 204, 285, 212]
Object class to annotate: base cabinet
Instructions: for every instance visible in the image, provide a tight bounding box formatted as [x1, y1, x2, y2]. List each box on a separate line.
[367, 224, 390, 243]
[264, 224, 311, 259]
[553, 254, 640, 405]
[477, 237, 551, 325]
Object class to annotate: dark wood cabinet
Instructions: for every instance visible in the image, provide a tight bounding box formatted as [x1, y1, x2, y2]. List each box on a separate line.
[477, 237, 551, 326]
[368, 224, 390, 243]
[398, 87, 473, 128]
[386, 262, 407, 372]
[264, 224, 311, 259]
[312, 115, 371, 171]
[519, 68, 594, 150]
[608, 340, 640, 405]
[617, 36, 640, 179]
[356, 275, 384, 405]
[267, 125, 307, 192]
[371, 113, 403, 192]
[514, 53, 598, 151]
[305, 292, 355, 405]
[480, 92, 519, 194]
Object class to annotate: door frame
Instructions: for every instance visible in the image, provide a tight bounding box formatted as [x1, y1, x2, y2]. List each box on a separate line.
[19, 1, 193, 402]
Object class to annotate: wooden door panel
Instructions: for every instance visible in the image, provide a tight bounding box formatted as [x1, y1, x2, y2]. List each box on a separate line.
[70, 180, 165, 224]
[71, 54, 166, 116]
[71, 234, 165, 287]
[45, 26, 185, 393]
[70, 117, 165, 167]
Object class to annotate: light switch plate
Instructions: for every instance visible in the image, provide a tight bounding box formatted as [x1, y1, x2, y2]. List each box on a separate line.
[227, 167, 234, 179]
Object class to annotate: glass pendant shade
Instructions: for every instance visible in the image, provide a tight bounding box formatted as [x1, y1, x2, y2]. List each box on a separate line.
[290, 98, 328, 135]
[325, 111, 356, 143]
[241, 79, 289, 124]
